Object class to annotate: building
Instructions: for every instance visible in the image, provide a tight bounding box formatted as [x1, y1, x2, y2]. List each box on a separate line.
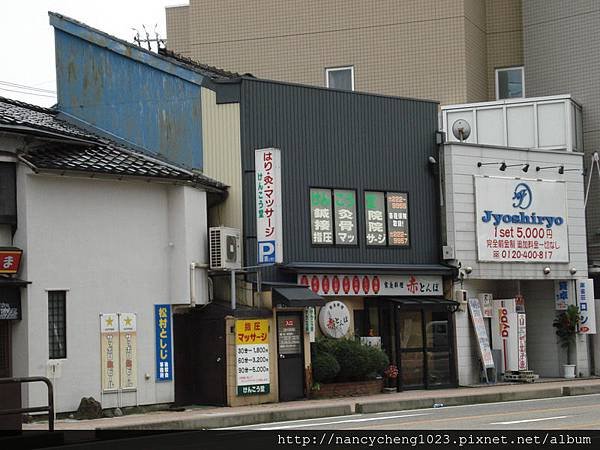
[0, 96, 227, 414]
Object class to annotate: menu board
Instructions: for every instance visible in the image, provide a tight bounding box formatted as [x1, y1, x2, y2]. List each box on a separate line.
[310, 188, 333, 245]
[236, 319, 270, 396]
[278, 316, 302, 354]
[333, 189, 357, 245]
[364, 191, 387, 246]
[386, 192, 409, 246]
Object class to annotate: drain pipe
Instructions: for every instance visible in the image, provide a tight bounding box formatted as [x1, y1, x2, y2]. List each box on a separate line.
[231, 269, 236, 311]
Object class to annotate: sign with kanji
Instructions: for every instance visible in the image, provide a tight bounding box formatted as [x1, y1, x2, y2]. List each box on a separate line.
[236, 319, 270, 396]
[310, 188, 333, 244]
[100, 313, 120, 392]
[155, 305, 173, 381]
[333, 189, 357, 245]
[0, 248, 22, 274]
[477, 293, 493, 318]
[364, 192, 387, 246]
[517, 313, 528, 370]
[475, 176, 569, 262]
[386, 192, 409, 246]
[468, 298, 495, 369]
[554, 280, 571, 311]
[119, 313, 137, 390]
[298, 274, 442, 296]
[577, 279, 596, 334]
[318, 301, 350, 339]
[255, 148, 283, 264]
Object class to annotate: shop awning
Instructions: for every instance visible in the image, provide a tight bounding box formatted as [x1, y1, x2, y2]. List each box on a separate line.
[387, 297, 459, 311]
[0, 275, 30, 287]
[272, 287, 326, 308]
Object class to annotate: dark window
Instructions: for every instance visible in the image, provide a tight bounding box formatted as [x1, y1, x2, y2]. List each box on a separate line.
[326, 67, 354, 91]
[496, 67, 524, 99]
[48, 291, 66, 359]
[0, 162, 17, 225]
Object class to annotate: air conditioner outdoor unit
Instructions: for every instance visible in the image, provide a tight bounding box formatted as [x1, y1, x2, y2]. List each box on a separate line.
[209, 226, 241, 270]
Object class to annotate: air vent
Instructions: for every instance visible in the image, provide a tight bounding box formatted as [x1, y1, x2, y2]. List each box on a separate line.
[209, 227, 241, 270]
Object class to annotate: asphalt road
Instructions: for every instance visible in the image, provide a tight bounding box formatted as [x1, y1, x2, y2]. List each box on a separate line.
[223, 393, 600, 430]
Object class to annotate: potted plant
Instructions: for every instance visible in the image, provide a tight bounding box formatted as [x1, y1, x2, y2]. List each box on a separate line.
[383, 364, 399, 392]
[552, 304, 580, 378]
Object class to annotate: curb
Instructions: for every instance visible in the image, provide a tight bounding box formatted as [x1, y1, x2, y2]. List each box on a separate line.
[355, 387, 564, 414]
[563, 384, 600, 396]
[99, 404, 353, 430]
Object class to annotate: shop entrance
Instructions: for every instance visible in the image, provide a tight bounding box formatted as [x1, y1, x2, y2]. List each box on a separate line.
[276, 312, 305, 401]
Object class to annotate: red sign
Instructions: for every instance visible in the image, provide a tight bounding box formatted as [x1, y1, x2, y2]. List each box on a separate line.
[352, 276, 360, 294]
[0, 249, 22, 274]
[310, 276, 320, 293]
[332, 276, 340, 294]
[362, 276, 370, 294]
[372, 276, 380, 294]
[322, 275, 330, 294]
[299, 275, 309, 286]
[342, 276, 350, 294]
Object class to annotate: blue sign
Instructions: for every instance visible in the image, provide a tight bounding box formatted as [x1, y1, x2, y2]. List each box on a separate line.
[257, 240, 276, 263]
[154, 304, 173, 381]
[512, 183, 532, 209]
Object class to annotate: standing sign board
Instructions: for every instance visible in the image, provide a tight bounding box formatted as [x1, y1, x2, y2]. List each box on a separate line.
[119, 313, 137, 390]
[155, 304, 173, 381]
[255, 148, 283, 263]
[468, 299, 495, 370]
[491, 299, 519, 372]
[517, 314, 528, 370]
[100, 313, 120, 392]
[236, 319, 270, 395]
[477, 293, 493, 318]
[577, 279, 597, 334]
[474, 177, 569, 262]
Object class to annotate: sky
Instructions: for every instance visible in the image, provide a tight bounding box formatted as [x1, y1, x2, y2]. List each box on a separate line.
[0, 1, 186, 107]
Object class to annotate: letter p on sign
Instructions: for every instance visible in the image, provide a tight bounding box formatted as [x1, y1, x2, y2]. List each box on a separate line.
[258, 240, 276, 263]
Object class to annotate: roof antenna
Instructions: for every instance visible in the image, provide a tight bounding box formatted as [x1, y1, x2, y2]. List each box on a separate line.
[131, 28, 141, 47]
[142, 25, 152, 51]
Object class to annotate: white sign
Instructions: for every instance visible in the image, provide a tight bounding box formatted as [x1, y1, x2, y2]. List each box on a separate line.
[475, 176, 569, 262]
[491, 299, 519, 372]
[298, 274, 442, 296]
[554, 280, 571, 310]
[255, 148, 283, 264]
[577, 279, 596, 334]
[468, 298, 495, 369]
[517, 313, 528, 370]
[477, 293, 493, 318]
[360, 337, 382, 348]
[318, 301, 351, 338]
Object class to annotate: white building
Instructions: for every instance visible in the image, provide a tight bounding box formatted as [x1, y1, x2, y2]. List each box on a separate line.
[0, 97, 227, 413]
[441, 96, 593, 384]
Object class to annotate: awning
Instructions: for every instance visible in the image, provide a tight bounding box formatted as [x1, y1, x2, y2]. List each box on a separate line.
[272, 287, 326, 308]
[0, 275, 31, 287]
[386, 297, 459, 312]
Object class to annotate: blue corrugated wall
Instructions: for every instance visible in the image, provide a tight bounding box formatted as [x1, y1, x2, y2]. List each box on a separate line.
[54, 29, 203, 169]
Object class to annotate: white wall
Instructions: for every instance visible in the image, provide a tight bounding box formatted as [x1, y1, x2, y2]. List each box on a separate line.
[12, 168, 209, 413]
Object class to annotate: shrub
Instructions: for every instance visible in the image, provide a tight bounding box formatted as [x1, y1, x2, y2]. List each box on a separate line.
[365, 345, 389, 375]
[312, 351, 340, 383]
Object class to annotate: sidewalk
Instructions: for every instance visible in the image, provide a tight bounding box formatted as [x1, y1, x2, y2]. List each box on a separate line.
[23, 377, 600, 431]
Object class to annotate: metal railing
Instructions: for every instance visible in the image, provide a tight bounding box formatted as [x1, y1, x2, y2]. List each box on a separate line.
[0, 376, 54, 432]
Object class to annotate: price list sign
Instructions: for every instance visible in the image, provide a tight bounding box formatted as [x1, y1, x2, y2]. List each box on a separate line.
[365, 191, 387, 246]
[310, 188, 333, 244]
[386, 192, 409, 246]
[333, 189, 357, 245]
[236, 319, 270, 396]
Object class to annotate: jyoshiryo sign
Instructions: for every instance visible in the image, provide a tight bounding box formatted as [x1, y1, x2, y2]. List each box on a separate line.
[236, 319, 270, 395]
[475, 176, 568, 262]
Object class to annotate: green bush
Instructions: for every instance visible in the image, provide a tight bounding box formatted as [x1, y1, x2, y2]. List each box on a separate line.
[364, 345, 389, 376]
[312, 351, 340, 383]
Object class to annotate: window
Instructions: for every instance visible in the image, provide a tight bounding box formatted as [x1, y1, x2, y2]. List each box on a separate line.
[48, 291, 66, 359]
[309, 188, 357, 245]
[495, 67, 524, 100]
[325, 66, 354, 91]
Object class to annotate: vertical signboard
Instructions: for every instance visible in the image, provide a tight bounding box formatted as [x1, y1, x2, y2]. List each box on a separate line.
[386, 192, 409, 246]
[364, 191, 386, 245]
[477, 293, 493, 318]
[491, 299, 519, 372]
[255, 148, 283, 263]
[119, 313, 137, 390]
[100, 313, 120, 392]
[517, 314, 528, 370]
[468, 299, 495, 369]
[155, 305, 173, 381]
[554, 280, 570, 310]
[577, 279, 597, 334]
[310, 188, 333, 244]
[333, 189, 357, 245]
[236, 319, 270, 395]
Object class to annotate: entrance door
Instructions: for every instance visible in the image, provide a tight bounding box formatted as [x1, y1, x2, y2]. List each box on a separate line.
[276, 312, 304, 401]
[0, 321, 21, 431]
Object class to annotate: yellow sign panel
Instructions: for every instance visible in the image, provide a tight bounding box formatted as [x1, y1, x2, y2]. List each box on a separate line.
[119, 313, 137, 390]
[235, 319, 269, 345]
[100, 313, 120, 392]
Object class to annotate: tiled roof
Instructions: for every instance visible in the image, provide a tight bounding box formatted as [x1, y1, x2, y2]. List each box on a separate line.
[0, 97, 227, 193]
[157, 48, 245, 80]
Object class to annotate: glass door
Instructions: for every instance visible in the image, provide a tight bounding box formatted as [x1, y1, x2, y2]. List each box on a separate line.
[398, 310, 425, 388]
[425, 310, 452, 387]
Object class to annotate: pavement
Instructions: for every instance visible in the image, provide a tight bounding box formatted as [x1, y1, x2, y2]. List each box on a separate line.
[23, 377, 600, 431]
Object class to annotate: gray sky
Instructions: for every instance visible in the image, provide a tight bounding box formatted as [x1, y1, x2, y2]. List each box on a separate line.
[1, 1, 185, 107]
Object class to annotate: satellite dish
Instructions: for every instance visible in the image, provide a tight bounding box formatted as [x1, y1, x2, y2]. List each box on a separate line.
[452, 119, 471, 141]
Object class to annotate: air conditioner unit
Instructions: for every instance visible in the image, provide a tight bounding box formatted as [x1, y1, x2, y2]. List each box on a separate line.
[209, 226, 241, 270]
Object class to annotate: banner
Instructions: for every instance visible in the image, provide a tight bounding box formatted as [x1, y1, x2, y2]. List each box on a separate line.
[236, 319, 270, 395]
[468, 298, 494, 369]
[517, 313, 528, 370]
[255, 148, 283, 264]
[491, 299, 519, 372]
[100, 313, 120, 392]
[577, 279, 597, 334]
[155, 304, 173, 381]
[298, 273, 442, 296]
[119, 313, 137, 390]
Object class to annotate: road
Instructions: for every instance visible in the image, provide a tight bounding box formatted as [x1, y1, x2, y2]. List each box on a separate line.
[223, 393, 600, 430]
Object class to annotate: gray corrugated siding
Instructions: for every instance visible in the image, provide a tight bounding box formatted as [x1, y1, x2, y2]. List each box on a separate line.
[240, 79, 440, 274]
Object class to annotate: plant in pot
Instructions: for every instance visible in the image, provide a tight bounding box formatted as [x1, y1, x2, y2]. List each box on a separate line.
[552, 304, 580, 378]
[383, 364, 398, 391]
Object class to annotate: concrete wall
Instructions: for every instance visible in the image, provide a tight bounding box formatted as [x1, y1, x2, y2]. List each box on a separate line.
[12, 168, 209, 413]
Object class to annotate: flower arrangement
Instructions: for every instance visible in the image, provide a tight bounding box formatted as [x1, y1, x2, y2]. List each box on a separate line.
[383, 364, 398, 379]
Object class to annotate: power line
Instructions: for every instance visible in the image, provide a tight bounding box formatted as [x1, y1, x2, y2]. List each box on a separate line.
[0, 80, 56, 94]
[0, 87, 56, 99]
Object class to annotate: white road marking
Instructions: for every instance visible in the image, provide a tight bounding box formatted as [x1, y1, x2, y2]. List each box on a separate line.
[258, 413, 430, 430]
[490, 415, 570, 425]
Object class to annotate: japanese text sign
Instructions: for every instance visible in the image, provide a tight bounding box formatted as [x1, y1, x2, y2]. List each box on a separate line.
[364, 191, 387, 246]
[236, 319, 270, 396]
[100, 313, 120, 392]
[299, 273, 442, 296]
[333, 189, 357, 245]
[0, 248, 22, 274]
[577, 279, 596, 334]
[119, 313, 137, 390]
[468, 298, 495, 369]
[155, 304, 173, 381]
[386, 192, 409, 246]
[474, 176, 569, 262]
[310, 188, 333, 244]
[255, 148, 283, 264]
[554, 280, 570, 311]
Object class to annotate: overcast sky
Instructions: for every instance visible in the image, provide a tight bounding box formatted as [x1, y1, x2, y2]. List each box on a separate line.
[1, 1, 185, 107]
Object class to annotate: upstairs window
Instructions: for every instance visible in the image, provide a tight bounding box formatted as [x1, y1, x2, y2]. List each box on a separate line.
[496, 67, 524, 100]
[326, 66, 354, 91]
